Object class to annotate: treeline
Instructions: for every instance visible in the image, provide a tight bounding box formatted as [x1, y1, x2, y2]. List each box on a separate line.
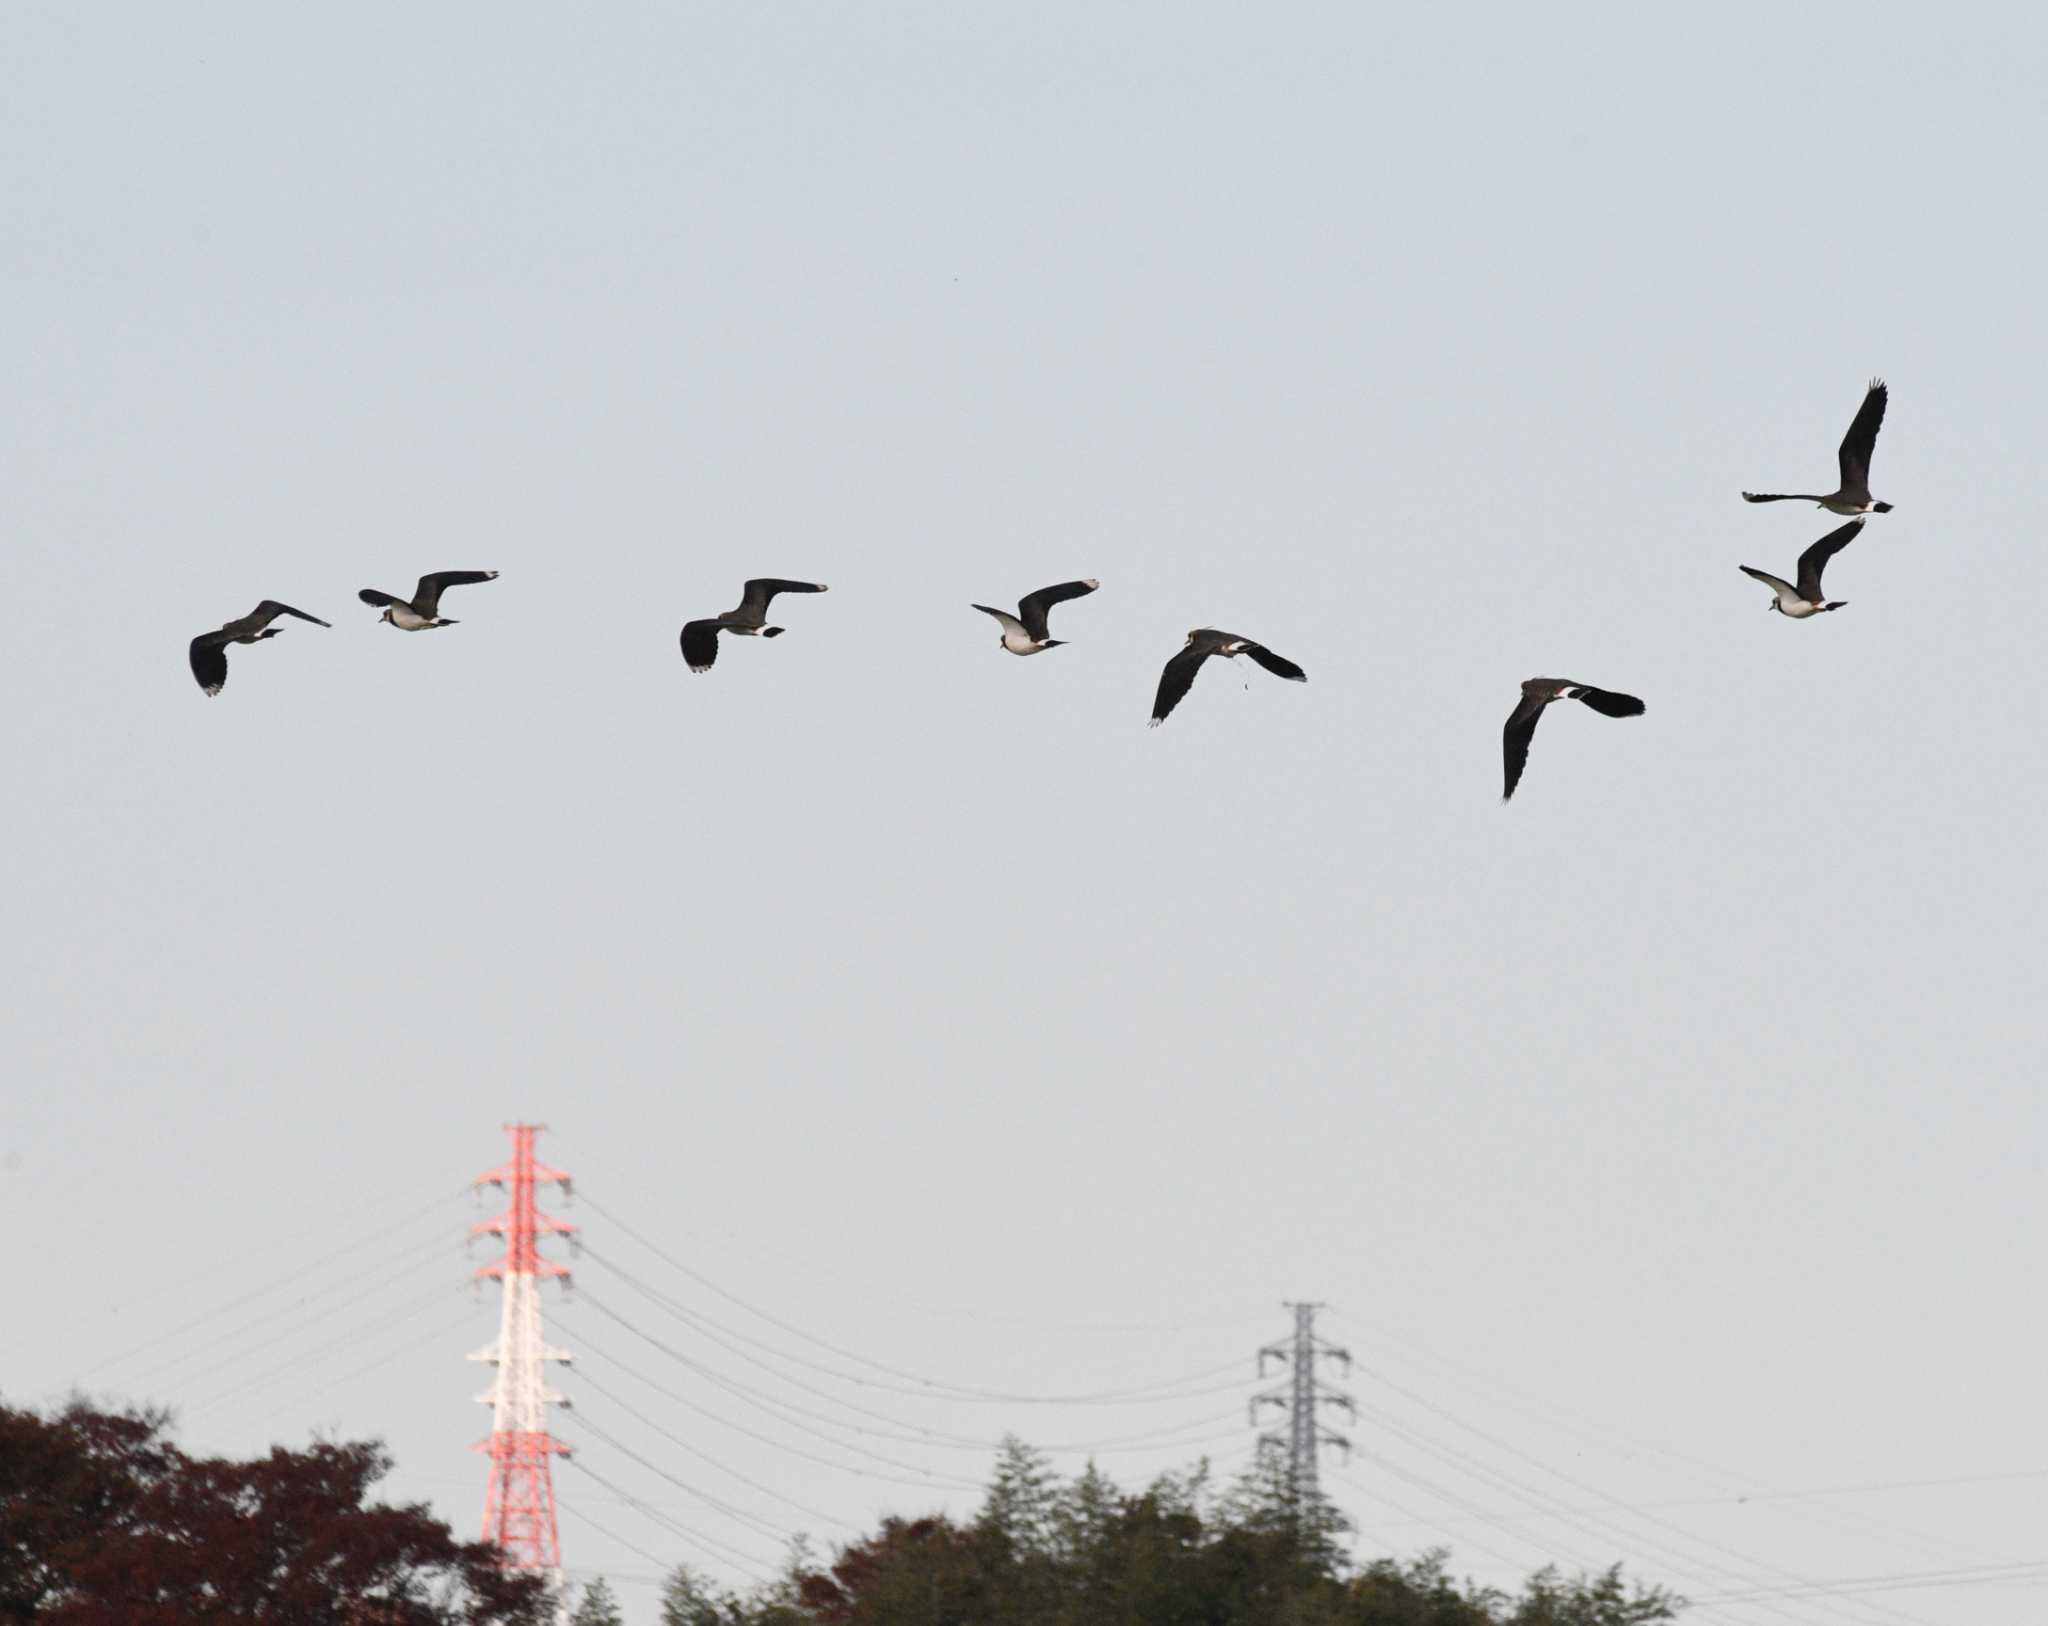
[1, 1398, 1680, 1626]
[638, 1440, 1682, 1626]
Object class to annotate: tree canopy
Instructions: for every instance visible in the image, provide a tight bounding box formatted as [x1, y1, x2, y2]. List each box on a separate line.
[0, 1397, 547, 1626]
[646, 1439, 1681, 1626]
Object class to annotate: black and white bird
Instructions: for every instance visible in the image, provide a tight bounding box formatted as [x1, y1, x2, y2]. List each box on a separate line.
[1502, 679, 1645, 800]
[1742, 378, 1894, 515]
[358, 570, 498, 630]
[1149, 628, 1305, 727]
[680, 579, 828, 673]
[188, 601, 331, 697]
[1740, 518, 1864, 618]
[971, 579, 1099, 655]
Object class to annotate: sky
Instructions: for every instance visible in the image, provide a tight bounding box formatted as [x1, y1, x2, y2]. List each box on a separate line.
[3, 4, 2045, 1623]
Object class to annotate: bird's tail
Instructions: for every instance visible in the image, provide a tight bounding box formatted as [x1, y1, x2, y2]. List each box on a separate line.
[761, 626, 785, 639]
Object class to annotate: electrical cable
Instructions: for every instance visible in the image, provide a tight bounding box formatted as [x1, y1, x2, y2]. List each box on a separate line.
[570, 1257, 1250, 1455]
[578, 1197, 1249, 1403]
[552, 1145, 1261, 1334]
[571, 1306, 983, 1492]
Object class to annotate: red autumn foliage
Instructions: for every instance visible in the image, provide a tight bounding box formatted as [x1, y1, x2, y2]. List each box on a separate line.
[0, 1398, 546, 1626]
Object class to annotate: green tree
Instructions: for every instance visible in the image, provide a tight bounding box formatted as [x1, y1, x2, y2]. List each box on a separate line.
[571, 1576, 626, 1626]
[1504, 1564, 1680, 1626]
[661, 1563, 742, 1626]
[1219, 1441, 1350, 1572]
[976, 1438, 1061, 1558]
[781, 1445, 1679, 1626]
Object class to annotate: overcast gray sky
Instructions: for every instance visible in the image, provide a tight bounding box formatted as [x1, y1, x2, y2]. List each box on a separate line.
[5, 4, 2045, 1623]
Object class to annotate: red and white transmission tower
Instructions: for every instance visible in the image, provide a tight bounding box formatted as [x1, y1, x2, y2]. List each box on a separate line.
[469, 1123, 575, 1585]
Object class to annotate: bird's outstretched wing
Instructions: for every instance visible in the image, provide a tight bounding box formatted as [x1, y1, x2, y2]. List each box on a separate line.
[1739, 564, 1798, 599]
[971, 604, 1027, 637]
[1241, 643, 1306, 683]
[1836, 378, 1886, 497]
[739, 579, 828, 617]
[680, 619, 723, 672]
[189, 634, 231, 697]
[1569, 686, 1646, 719]
[1795, 519, 1863, 602]
[358, 588, 403, 609]
[1501, 691, 1548, 800]
[1016, 579, 1098, 640]
[1740, 491, 1816, 505]
[250, 601, 331, 629]
[412, 570, 498, 617]
[1150, 646, 1210, 727]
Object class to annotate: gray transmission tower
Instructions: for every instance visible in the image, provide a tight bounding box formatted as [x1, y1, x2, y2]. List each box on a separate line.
[1251, 1301, 1354, 1504]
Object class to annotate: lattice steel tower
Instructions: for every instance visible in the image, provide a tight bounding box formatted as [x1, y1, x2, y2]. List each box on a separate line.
[470, 1123, 575, 1586]
[1252, 1300, 1354, 1504]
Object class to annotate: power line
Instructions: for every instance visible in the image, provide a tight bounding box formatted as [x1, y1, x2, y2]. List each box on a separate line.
[571, 1256, 1249, 1455]
[552, 1143, 1261, 1335]
[565, 1453, 778, 1582]
[103, 1224, 456, 1395]
[573, 1304, 984, 1492]
[19, 1184, 463, 1373]
[1343, 1315, 2001, 1571]
[570, 1359, 863, 1532]
[1693, 1560, 2048, 1606]
[579, 1195, 1249, 1403]
[1347, 1363, 1939, 1626]
[572, 1408, 795, 1545]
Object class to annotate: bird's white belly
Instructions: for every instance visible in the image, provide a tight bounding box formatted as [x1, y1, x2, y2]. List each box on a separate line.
[1002, 630, 1041, 655]
[1779, 599, 1822, 618]
[389, 606, 434, 630]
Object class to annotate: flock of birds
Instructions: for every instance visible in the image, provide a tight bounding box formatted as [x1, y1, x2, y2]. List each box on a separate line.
[188, 378, 1894, 801]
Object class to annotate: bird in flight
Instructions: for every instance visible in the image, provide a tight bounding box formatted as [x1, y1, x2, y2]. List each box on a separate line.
[971, 579, 1100, 655]
[680, 579, 828, 673]
[1740, 519, 1864, 617]
[1502, 679, 1645, 800]
[1742, 378, 1894, 516]
[188, 601, 331, 697]
[358, 570, 499, 630]
[1150, 628, 1305, 727]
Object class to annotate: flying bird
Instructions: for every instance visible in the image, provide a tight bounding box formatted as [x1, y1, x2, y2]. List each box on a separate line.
[1502, 679, 1645, 800]
[1149, 628, 1305, 727]
[1741, 378, 1894, 515]
[188, 601, 331, 697]
[680, 579, 828, 673]
[1740, 519, 1864, 617]
[358, 570, 498, 629]
[971, 579, 1099, 655]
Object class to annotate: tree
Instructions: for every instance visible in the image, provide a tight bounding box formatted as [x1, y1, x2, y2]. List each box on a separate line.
[662, 1563, 743, 1626]
[0, 1398, 174, 1624]
[784, 1445, 1679, 1626]
[1503, 1564, 1679, 1626]
[0, 1397, 546, 1626]
[571, 1576, 626, 1626]
[975, 1438, 1060, 1558]
[1219, 1440, 1350, 1572]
